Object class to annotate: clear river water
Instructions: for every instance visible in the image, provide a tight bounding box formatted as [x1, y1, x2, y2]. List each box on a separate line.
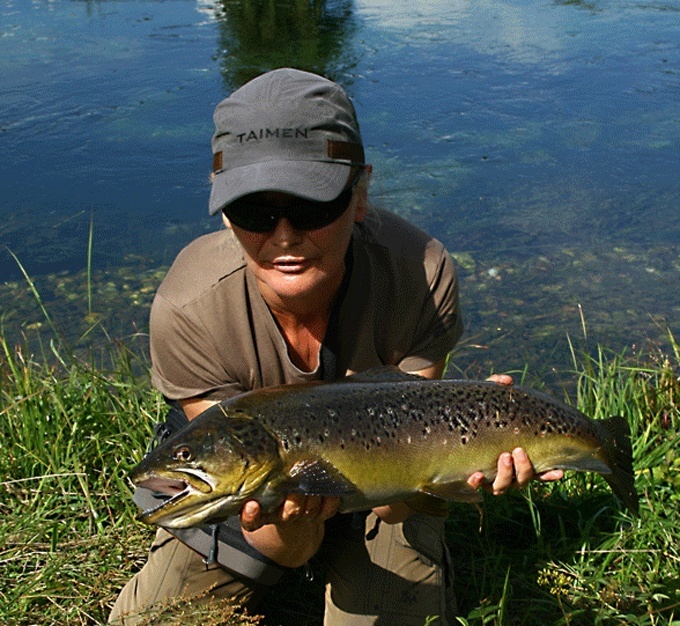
[1, 0, 678, 381]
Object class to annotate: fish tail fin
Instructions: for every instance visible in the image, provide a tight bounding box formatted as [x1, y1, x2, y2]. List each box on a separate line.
[599, 415, 639, 516]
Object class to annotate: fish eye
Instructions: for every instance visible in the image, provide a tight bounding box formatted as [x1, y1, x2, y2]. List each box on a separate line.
[174, 445, 192, 462]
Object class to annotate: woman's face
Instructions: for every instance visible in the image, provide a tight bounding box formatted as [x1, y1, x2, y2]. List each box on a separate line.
[226, 183, 367, 314]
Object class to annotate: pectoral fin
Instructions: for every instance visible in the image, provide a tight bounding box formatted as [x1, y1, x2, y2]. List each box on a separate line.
[278, 459, 357, 497]
[420, 480, 483, 504]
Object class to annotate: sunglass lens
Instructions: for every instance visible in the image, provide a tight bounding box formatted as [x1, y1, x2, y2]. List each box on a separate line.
[225, 205, 278, 232]
[287, 187, 353, 230]
[225, 185, 354, 232]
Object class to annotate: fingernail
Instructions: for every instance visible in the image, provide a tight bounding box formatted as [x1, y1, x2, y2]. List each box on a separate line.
[514, 448, 528, 462]
[502, 453, 513, 467]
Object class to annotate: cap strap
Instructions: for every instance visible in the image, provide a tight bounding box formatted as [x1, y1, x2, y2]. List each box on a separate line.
[326, 140, 365, 165]
[213, 141, 363, 173]
[213, 151, 224, 173]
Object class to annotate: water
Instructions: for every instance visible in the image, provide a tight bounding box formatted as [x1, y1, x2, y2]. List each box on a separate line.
[1, 0, 678, 378]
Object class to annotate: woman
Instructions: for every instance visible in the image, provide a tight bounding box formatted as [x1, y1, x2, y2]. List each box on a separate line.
[110, 68, 561, 625]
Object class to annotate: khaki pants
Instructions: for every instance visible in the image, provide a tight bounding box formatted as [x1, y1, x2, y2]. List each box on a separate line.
[109, 513, 456, 625]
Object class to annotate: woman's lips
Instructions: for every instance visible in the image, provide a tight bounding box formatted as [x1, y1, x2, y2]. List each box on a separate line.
[271, 258, 310, 273]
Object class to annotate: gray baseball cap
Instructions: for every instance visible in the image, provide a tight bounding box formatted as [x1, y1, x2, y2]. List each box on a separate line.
[209, 68, 365, 215]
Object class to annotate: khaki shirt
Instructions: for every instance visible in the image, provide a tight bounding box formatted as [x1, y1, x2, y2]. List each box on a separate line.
[150, 209, 463, 401]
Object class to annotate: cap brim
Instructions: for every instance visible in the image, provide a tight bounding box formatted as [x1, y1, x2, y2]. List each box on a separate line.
[209, 160, 352, 215]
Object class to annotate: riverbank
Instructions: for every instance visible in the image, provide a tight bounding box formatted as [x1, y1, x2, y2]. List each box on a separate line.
[1, 327, 678, 625]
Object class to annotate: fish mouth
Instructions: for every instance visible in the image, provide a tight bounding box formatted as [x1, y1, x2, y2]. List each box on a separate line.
[135, 479, 191, 522]
[133, 470, 238, 529]
[135, 467, 215, 496]
[135, 475, 189, 497]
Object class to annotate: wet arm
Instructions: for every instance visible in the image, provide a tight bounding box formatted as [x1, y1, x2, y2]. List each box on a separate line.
[240, 495, 340, 567]
[179, 397, 219, 421]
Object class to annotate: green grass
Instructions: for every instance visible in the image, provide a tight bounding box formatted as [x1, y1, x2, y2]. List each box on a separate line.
[0, 331, 161, 624]
[1, 292, 679, 624]
[447, 331, 680, 625]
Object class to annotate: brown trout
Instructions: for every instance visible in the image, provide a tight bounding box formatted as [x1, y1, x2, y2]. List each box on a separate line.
[132, 368, 639, 528]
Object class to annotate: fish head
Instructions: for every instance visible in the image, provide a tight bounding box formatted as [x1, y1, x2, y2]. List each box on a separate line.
[131, 405, 282, 528]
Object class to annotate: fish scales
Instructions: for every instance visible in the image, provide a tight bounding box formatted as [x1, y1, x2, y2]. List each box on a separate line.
[131, 369, 639, 529]
[228, 382, 606, 496]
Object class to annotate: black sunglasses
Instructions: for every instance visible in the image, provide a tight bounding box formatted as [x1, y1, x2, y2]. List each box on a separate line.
[223, 179, 359, 234]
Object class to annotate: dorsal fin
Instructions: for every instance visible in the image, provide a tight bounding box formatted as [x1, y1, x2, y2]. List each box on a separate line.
[342, 366, 426, 384]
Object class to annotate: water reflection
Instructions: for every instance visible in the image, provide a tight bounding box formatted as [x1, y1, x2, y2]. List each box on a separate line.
[211, 0, 359, 88]
[553, 0, 599, 9]
[0, 0, 676, 379]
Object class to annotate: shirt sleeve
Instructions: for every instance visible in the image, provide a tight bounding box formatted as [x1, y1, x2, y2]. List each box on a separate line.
[397, 244, 464, 372]
[149, 292, 246, 401]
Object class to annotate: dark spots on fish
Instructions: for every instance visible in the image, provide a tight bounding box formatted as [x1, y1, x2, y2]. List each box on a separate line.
[314, 427, 332, 445]
[255, 438, 269, 455]
[246, 379, 602, 463]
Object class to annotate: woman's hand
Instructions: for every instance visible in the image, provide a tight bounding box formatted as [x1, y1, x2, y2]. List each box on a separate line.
[239, 494, 340, 568]
[468, 374, 564, 494]
[467, 448, 564, 495]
